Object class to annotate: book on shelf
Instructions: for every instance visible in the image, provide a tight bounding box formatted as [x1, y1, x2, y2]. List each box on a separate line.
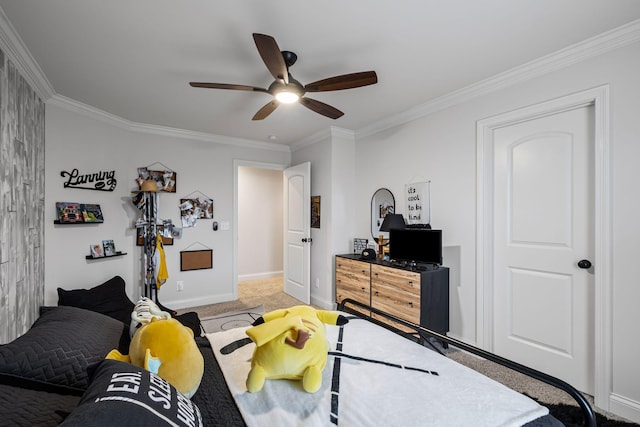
[82, 204, 104, 223]
[56, 202, 104, 223]
[56, 202, 83, 223]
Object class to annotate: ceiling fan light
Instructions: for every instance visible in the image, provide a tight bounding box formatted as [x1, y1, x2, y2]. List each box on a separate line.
[275, 91, 299, 103]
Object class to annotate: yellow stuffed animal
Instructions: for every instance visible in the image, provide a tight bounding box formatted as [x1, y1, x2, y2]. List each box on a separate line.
[107, 316, 204, 398]
[245, 305, 348, 393]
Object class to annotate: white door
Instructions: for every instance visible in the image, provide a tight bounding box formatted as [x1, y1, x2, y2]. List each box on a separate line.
[492, 105, 595, 393]
[283, 162, 311, 304]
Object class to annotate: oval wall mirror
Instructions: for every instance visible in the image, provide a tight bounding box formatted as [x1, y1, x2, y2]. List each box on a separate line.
[371, 188, 395, 240]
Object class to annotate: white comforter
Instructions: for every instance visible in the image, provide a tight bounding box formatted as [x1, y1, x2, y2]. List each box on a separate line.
[206, 315, 548, 427]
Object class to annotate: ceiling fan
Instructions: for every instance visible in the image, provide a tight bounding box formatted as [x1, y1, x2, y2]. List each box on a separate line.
[190, 33, 378, 120]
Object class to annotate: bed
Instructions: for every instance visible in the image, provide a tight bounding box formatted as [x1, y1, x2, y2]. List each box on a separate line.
[193, 299, 596, 427]
[0, 276, 596, 426]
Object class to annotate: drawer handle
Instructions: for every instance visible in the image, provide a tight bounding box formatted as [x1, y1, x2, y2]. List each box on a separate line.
[375, 291, 379, 296]
[408, 301, 413, 307]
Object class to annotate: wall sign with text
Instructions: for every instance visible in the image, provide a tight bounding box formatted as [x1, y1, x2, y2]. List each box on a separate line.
[405, 181, 430, 226]
[60, 168, 117, 191]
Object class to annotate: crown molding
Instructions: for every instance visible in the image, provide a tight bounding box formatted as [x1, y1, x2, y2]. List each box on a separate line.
[356, 19, 640, 139]
[49, 94, 290, 152]
[0, 7, 54, 100]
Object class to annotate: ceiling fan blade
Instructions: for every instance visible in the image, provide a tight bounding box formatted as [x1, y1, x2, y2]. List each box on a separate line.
[252, 100, 280, 120]
[304, 71, 377, 92]
[189, 82, 269, 93]
[299, 97, 344, 119]
[252, 33, 289, 84]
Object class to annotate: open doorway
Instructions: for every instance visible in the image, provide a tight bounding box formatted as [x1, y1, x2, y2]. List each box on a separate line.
[236, 163, 285, 297]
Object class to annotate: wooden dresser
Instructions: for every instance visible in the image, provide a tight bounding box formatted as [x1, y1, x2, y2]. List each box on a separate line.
[335, 254, 449, 336]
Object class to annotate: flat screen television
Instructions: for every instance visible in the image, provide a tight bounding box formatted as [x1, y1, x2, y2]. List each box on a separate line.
[389, 228, 442, 266]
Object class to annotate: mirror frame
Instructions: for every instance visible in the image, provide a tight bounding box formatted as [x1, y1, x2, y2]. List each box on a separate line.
[371, 188, 395, 240]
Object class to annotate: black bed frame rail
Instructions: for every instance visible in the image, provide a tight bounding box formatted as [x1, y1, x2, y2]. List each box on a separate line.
[338, 298, 597, 427]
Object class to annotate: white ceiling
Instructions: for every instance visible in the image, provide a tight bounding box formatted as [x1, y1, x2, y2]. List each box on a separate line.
[1, 1, 640, 147]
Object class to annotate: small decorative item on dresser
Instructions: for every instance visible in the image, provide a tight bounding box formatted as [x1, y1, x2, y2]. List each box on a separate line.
[353, 238, 368, 254]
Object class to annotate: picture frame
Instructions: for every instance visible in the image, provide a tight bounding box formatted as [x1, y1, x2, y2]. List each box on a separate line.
[102, 239, 116, 256]
[353, 238, 369, 254]
[311, 196, 321, 229]
[90, 244, 104, 258]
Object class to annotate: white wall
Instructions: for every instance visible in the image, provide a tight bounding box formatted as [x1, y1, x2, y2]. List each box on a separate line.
[353, 42, 640, 420]
[45, 102, 290, 310]
[237, 166, 283, 280]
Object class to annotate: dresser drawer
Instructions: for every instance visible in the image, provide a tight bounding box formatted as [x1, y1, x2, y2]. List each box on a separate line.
[336, 272, 370, 304]
[371, 265, 420, 296]
[336, 257, 370, 279]
[335, 257, 371, 313]
[372, 281, 421, 324]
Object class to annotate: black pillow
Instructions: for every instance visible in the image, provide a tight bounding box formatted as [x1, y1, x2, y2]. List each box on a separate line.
[0, 306, 125, 390]
[174, 311, 203, 337]
[57, 276, 135, 325]
[0, 383, 81, 426]
[60, 360, 203, 427]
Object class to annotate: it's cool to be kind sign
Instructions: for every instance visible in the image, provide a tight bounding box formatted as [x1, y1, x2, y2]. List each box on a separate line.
[405, 181, 430, 226]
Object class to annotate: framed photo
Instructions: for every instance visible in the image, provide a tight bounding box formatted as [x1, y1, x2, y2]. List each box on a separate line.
[102, 240, 115, 256]
[311, 196, 321, 228]
[90, 244, 104, 258]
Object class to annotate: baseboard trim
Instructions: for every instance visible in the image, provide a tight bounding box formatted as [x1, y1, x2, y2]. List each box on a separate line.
[608, 393, 640, 424]
[238, 271, 283, 282]
[166, 293, 236, 311]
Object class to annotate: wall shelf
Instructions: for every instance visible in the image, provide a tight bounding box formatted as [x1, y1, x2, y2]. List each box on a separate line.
[85, 252, 126, 260]
[54, 220, 103, 225]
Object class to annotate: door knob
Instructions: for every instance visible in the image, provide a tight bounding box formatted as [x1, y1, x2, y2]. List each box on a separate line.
[577, 259, 592, 269]
[302, 238, 312, 243]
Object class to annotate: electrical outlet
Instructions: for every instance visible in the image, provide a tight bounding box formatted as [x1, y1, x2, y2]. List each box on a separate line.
[315, 278, 320, 289]
[177, 281, 184, 292]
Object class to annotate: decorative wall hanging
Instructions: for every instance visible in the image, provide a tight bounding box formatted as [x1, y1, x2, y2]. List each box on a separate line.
[55, 202, 104, 223]
[405, 181, 431, 227]
[136, 227, 174, 246]
[179, 191, 214, 228]
[137, 162, 176, 192]
[311, 196, 321, 228]
[60, 168, 116, 191]
[180, 242, 213, 271]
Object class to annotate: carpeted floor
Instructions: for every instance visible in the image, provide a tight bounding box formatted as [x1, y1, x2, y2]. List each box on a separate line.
[181, 277, 638, 426]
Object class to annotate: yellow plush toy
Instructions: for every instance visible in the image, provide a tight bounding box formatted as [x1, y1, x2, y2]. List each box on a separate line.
[107, 314, 204, 398]
[245, 305, 348, 393]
